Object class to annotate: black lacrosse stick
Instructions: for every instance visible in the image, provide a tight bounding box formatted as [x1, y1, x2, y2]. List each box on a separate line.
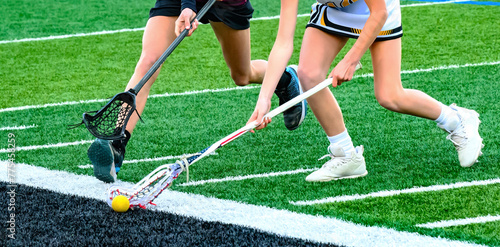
[81, 91, 138, 140]
[72, 0, 217, 140]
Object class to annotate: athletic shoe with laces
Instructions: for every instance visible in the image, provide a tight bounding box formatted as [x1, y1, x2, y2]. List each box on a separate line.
[87, 138, 125, 183]
[306, 144, 367, 182]
[438, 104, 483, 167]
[274, 65, 308, 130]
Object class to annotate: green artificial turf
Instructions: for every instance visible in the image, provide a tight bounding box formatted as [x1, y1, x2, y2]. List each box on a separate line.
[1, 0, 499, 245]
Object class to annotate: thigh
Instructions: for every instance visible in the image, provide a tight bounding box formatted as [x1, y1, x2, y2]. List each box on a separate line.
[141, 16, 178, 58]
[298, 27, 349, 89]
[210, 21, 251, 74]
[369, 38, 403, 98]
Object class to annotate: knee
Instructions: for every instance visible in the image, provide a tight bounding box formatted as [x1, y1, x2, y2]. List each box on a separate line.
[231, 72, 251, 87]
[375, 92, 403, 112]
[297, 67, 324, 91]
[135, 53, 160, 75]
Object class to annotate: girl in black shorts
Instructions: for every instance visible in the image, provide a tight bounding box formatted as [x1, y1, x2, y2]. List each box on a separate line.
[87, 0, 308, 183]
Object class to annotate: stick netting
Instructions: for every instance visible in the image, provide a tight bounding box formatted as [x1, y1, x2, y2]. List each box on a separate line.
[83, 92, 136, 140]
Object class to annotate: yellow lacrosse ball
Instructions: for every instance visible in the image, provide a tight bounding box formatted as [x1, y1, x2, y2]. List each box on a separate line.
[111, 195, 130, 213]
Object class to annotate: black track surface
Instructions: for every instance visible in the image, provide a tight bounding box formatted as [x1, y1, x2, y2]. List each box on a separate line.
[1, 182, 341, 246]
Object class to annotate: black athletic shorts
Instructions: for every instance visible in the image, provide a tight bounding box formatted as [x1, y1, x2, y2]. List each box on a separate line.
[149, 0, 254, 30]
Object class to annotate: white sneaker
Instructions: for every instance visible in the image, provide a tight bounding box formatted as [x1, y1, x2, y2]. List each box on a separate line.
[306, 144, 367, 182]
[440, 104, 484, 167]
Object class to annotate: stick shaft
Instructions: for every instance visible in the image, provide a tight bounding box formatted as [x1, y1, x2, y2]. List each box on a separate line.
[265, 78, 332, 119]
[187, 77, 335, 165]
[177, 64, 362, 167]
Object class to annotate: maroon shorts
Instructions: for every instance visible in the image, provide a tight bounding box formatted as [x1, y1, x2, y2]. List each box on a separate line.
[149, 0, 254, 30]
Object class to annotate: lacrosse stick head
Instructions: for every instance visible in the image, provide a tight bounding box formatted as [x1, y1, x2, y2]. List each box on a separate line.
[82, 90, 137, 140]
[106, 161, 185, 209]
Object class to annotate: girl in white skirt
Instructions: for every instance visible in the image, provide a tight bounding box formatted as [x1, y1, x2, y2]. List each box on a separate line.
[247, 0, 483, 181]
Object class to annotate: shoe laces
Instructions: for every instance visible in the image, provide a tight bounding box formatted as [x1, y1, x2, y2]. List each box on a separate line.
[446, 117, 467, 151]
[318, 153, 348, 169]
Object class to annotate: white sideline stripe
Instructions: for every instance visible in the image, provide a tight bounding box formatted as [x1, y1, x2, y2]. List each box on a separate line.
[417, 215, 500, 228]
[0, 140, 93, 153]
[77, 164, 94, 169]
[401, 0, 469, 8]
[0, 162, 484, 247]
[0, 1, 460, 45]
[290, 178, 500, 206]
[0, 28, 145, 44]
[148, 85, 258, 99]
[178, 168, 317, 187]
[1, 61, 498, 114]
[0, 98, 109, 113]
[400, 61, 500, 74]
[0, 86, 259, 113]
[0, 14, 291, 45]
[0, 124, 37, 131]
[77, 152, 218, 169]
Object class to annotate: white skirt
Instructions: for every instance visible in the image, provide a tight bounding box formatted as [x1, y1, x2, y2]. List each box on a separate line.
[307, 1, 403, 41]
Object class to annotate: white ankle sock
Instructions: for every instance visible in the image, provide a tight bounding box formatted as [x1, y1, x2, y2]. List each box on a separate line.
[435, 104, 460, 132]
[327, 129, 355, 158]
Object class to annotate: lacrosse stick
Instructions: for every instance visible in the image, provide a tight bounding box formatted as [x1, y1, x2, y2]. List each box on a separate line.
[71, 0, 217, 140]
[107, 63, 363, 209]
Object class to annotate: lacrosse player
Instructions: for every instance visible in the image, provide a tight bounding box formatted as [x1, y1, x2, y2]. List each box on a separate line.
[88, 0, 308, 183]
[247, 0, 483, 182]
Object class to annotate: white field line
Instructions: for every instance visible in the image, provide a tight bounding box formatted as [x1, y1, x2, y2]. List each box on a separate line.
[1, 61, 498, 114]
[401, 0, 470, 8]
[290, 178, 500, 206]
[417, 215, 500, 228]
[0, 124, 37, 131]
[400, 61, 500, 74]
[0, 14, 291, 45]
[0, 162, 484, 247]
[178, 168, 317, 187]
[77, 164, 94, 169]
[0, 15, 289, 45]
[0, 86, 259, 113]
[0, 140, 93, 153]
[0, 28, 145, 45]
[0, 0, 461, 45]
[77, 152, 218, 169]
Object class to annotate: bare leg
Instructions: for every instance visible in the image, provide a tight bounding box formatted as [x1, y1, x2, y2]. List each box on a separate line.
[370, 39, 484, 167]
[210, 21, 267, 86]
[125, 16, 178, 133]
[370, 39, 441, 120]
[301, 29, 368, 182]
[297, 28, 349, 136]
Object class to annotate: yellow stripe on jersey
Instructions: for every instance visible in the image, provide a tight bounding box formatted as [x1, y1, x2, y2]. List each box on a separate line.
[321, 11, 326, 26]
[379, 30, 394, 36]
[324, 0, 359, 8]
[350, 28, 395, 36]
[308, 0, 402, 41]
[327, 3, 336, 8]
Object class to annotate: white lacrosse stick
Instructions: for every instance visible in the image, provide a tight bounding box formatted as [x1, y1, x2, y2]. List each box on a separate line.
[107, 63, 363, 209]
